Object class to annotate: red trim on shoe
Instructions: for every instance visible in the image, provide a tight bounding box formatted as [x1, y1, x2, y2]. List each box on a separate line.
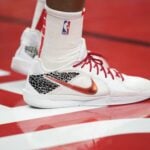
[36, 9, 46, 31]
[38, 9, 47, 57]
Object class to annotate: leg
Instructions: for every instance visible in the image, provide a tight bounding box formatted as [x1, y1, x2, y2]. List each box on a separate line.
[40, 0, 86, 69]
[46, 0, 85, 12]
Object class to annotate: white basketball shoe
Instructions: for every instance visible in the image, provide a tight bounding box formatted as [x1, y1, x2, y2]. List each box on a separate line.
[23, 44, 150, 108]
[11, 28, 41, 75]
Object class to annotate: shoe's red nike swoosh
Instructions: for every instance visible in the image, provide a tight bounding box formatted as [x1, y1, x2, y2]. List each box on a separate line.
[45, 75, 98, 95]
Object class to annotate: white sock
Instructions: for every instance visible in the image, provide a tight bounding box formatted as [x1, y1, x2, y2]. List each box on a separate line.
[40, 5, 85, 70]
[31, 0, 46, 30]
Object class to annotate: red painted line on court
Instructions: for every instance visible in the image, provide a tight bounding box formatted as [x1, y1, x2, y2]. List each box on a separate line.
[0, 90, 25, 107]
[45, 133, 150, 150]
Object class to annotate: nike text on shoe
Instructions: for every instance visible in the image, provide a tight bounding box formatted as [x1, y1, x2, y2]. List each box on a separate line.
[11, 28, 41, 75]
[23, 50, 150, 108]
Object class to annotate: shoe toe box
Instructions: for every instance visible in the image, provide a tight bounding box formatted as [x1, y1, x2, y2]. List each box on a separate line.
[125, 76, 150, 93]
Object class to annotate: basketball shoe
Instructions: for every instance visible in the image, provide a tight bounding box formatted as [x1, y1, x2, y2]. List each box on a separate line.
[23, 42, 150, 108]
[11, 28, 41, 75]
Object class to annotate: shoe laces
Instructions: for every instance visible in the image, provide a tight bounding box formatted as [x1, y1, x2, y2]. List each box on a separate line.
[73, 52, 124, 81]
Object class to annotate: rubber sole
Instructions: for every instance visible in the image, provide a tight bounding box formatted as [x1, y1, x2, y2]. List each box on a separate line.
[23, 90, 150, 108]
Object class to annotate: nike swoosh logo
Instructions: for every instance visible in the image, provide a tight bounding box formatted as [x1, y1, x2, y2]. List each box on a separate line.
[44, 75, 98, 95]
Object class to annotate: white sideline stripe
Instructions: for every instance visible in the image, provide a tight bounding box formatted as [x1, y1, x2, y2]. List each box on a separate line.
[0, 119, 150, 150]
[0, 69, 10, 77]
[0, 80, 25, 94]
[0, 105, 100, 124]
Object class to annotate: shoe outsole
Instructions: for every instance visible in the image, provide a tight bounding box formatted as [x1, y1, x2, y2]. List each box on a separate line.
[23, 89, 150, 108]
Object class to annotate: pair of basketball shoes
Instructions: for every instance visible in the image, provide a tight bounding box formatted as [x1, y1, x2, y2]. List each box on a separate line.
[11, 24, 150, 108]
